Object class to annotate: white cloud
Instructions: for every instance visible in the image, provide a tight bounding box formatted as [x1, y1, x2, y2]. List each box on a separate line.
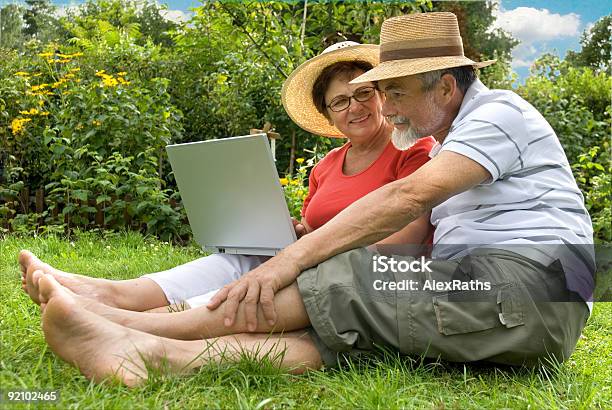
[510, 43, 539, 68]
[512, 58, 535, 68]
[491, 4, 584, 72]
[493, 6, 581, 44]
[160, 9, 191, 24]
[54, 4, 81, 18]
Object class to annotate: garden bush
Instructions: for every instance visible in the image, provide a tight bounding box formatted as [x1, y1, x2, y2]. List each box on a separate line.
[1, 42, 187, 241]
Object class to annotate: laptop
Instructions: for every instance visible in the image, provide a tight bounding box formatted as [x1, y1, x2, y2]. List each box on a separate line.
[166, 134, 297, 256]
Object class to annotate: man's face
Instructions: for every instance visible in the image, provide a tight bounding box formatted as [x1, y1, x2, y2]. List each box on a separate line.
[378, 75, 448, 149]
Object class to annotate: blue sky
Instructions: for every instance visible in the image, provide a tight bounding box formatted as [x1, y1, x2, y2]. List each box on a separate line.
[13, 1, 612, 81]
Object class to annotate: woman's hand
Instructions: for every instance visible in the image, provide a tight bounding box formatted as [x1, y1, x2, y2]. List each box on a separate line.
[292, 218, 313, 238]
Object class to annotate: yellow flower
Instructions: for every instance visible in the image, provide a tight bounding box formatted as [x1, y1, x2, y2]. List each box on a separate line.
[55, 52, 83, 59]
[64, 73, 75, 78]
[38, 100, 45, 106]
[15, 71, 30, 77]
[38, 52, 54, 58]
[39, 111, 50, 116]
[11, 118, 32, 135]
[19, 108, 39, 115]
[117, 72, 127, 76]
[117, 77, 130, 85]
[290, 179, 299, 186]
[92, 120, 102, 126]
[27, 88, 53, 96]
[30, 84, 49, 91]
[296, 158, 305, 164]
[297, 190, 304, 197]
[102, 77, 119, 87]
[69, 68, 81, 73]
[279, 178, 289, 186]
[95, 70, 106, 77]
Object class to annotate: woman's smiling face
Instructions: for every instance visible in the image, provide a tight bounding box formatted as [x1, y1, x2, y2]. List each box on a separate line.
[324, 71, 386, 141]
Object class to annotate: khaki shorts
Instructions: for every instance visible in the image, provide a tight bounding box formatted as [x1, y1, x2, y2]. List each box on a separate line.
[297, 248, 589, 367]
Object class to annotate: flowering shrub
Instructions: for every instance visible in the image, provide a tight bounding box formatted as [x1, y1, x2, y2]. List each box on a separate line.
[1, 45, 187, 241]
[281, 157, 310, 220]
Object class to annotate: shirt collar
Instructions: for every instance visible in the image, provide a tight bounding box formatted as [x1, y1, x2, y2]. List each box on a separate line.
[449, 79, 489, 131]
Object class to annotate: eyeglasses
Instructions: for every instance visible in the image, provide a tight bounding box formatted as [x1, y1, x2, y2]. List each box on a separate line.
[326, 86, 377, 112]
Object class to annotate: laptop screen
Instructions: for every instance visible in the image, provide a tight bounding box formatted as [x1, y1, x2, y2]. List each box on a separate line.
[166, 134, 297, 255]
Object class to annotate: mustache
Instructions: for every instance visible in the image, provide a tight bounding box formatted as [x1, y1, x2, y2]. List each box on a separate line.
[386, 115, 410, 125]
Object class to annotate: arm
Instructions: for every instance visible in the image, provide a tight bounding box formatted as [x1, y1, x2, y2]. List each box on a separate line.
[284, 151, 489, 269]
[376, 213, 430, 245]
[209, 151, 490, 328]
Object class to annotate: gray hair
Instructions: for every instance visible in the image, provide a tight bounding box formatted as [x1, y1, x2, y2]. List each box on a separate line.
[417, 66, 477, 94]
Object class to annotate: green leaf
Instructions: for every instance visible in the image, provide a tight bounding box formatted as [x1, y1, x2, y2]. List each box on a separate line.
[96, 195, 111, 204]
[72, 190, 89, 201]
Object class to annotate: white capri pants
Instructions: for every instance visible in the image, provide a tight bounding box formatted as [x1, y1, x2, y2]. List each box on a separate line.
[142, 254, 269, 308]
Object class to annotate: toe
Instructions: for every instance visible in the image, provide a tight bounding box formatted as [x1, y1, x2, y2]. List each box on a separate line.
[39, 274, 71, 306]
[38, 273, 58, 303]
[19, 250, 35, 266]
[32, 270, 44, 286]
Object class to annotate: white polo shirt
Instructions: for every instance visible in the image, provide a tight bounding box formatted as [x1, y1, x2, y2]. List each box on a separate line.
[431, 79, 594, 306]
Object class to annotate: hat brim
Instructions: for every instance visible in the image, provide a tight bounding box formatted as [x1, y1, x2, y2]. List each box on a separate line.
[282, 44, 379, 138]
[350, 56, 496, 84]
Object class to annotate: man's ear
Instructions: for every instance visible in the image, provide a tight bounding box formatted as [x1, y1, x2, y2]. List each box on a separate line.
[439, 73, 458, 101]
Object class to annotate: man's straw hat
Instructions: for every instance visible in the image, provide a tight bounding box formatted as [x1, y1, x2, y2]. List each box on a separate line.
[282, 42, 379, 138]
[351, 12, 496, 84]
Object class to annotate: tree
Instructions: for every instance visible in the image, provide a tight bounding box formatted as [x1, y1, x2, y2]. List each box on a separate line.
[566, 15, 611, 73]
[62, 0, 178, 47]
[22, 0, 61, 42]
[0, 4, 25, 49]
[138, 2, 178, 47]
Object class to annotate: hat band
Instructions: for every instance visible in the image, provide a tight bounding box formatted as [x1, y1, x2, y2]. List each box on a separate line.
[379, 36, 464, 62]
[381, 44, 464, 62]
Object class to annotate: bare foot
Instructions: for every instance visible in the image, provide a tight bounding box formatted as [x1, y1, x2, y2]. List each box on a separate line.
[40, 280, 203, 339]
[19, 250, 118, 307]
[39, 274, 172, 386]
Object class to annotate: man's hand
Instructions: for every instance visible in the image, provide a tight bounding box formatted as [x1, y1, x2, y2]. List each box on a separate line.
[206, 254, 301, 331]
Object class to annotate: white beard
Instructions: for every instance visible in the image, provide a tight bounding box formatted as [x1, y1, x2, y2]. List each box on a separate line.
[391, 126, 420, 150]
[390, 93, 445, 151]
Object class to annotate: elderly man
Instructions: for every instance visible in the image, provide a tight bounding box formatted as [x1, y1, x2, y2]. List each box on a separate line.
[34, 12, 592, 385]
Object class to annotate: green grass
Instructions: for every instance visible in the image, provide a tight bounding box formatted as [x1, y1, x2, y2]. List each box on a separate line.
[1, 231, 610, 409]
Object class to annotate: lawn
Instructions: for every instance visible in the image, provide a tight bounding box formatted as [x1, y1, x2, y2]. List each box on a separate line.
[1, 231, 610, 409]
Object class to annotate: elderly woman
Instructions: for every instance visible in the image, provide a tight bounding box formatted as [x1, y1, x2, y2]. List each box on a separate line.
[20, 42, 435, 320]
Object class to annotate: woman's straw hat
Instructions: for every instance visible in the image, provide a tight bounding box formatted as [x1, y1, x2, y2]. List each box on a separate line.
[351, 12, 496, 84]
[282, 42, 379, 138]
